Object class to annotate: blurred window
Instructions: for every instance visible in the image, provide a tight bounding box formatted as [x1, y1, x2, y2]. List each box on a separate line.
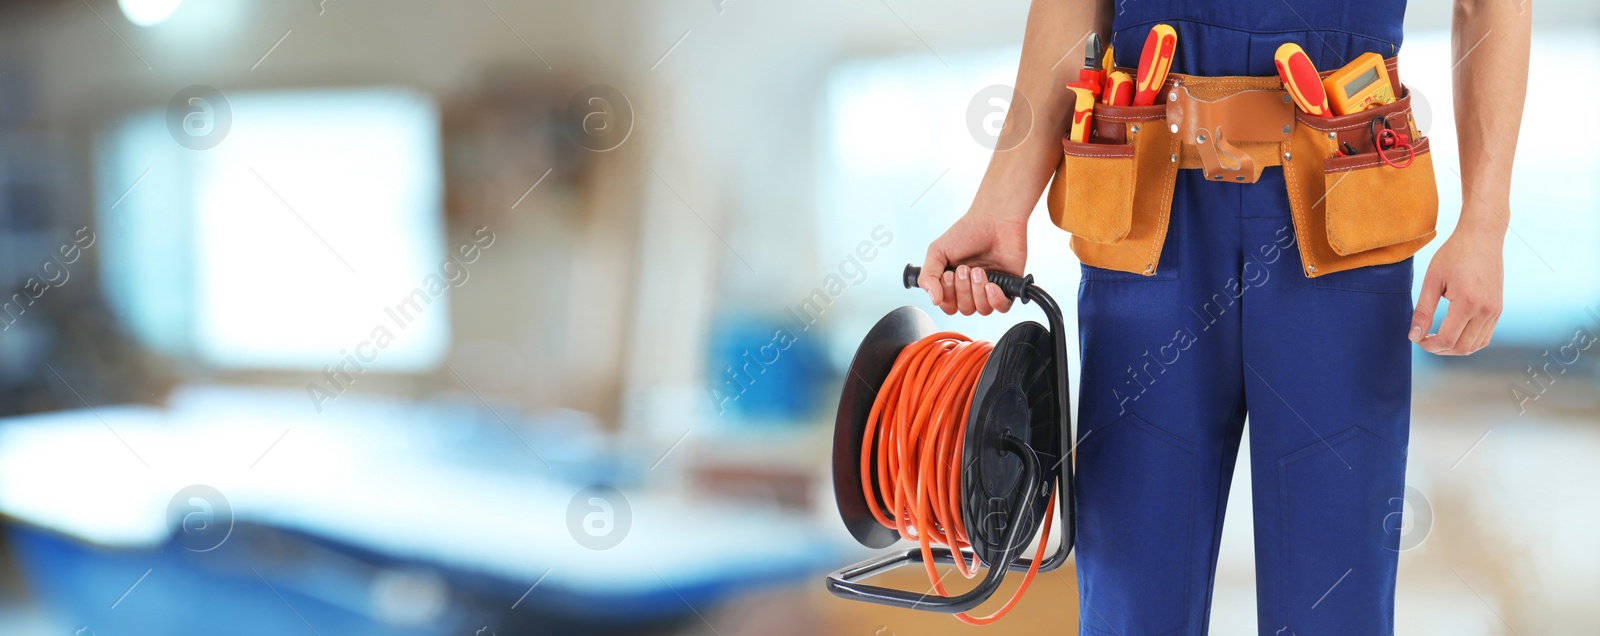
[816, 47, 1081, 371]
[94, 89, 448, 371]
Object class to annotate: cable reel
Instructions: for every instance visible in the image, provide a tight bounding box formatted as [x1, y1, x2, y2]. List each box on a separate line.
[826, 265, 1075, 624]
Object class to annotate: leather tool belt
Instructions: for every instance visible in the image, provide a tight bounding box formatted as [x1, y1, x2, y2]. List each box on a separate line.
[1047, 58, 1439, 278]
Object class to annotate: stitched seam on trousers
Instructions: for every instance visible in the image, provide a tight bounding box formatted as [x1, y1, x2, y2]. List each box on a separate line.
[1219, 204, 1245, 628]
[1177, 441, 1190, 636]
[1139, 415, 1197, 635]
[1276, 425, 1404, 469]
[1273, 425, 1406, 626]
[1078, 416, 1194, 635]
[1278, 429, 1351, 625]
[1199, 444, 1233, 633]
[1278, 460, 1292, 628]
[1314, 280, 1416, 295]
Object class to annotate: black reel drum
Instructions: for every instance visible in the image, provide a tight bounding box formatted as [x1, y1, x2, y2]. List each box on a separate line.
[825, 265, 1076, 614]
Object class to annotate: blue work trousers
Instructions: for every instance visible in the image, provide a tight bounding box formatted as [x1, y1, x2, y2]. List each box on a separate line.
[1074, 166, 1413, 635]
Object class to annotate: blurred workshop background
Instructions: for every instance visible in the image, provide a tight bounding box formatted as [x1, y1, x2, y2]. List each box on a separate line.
[0, 0, 1594, 634]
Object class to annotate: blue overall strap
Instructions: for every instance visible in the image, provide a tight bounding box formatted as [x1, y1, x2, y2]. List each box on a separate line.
[1109, 0, 1406, 77]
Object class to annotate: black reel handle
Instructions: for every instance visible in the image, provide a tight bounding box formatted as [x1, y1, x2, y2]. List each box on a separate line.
[902, 265, 1033, 304]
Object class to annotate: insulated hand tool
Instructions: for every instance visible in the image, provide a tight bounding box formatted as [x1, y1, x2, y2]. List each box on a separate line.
[1067, 86, 1095, 142]
[1274, 43, 1332, 117]
[1132, 24, 1177, 106]
[1067, 33, 1104, 100]
[1324, 52, 1395, 116]
[1102, 71, 1134, 106]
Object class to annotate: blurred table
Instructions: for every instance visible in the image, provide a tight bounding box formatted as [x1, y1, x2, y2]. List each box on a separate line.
[0, 385, 839, 635]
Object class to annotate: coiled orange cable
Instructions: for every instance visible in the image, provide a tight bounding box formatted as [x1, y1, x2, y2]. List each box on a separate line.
[860, 332, 1055, 625]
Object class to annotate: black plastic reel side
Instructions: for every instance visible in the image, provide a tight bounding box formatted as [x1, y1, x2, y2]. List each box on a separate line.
[962, 321, 1059, 568]
[832, 305, 937, 549]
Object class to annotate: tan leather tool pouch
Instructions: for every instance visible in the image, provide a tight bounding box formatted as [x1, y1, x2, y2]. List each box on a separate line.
[1047, 102, 1177, 275]
[1282, 90, 1438, 277]
[1047, 60, 1438, 278]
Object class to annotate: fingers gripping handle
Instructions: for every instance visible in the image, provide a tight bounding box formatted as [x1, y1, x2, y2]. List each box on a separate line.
[902, 264, 1033, 304]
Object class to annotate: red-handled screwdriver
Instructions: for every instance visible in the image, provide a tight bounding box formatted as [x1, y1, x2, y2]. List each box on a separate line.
[1132, 24, 1177, 106]
[1274, 43, 1332, 117]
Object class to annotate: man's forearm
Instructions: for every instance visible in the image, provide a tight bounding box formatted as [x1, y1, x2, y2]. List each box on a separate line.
[972, 0, 1111, 223]
[1451, 0, 1531, 235]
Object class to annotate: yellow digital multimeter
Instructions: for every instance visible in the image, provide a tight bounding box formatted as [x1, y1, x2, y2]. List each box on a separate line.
[1323, 52, 1395, 116]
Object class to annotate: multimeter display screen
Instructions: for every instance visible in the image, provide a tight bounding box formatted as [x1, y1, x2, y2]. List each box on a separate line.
[1345, 67, 1380, 98]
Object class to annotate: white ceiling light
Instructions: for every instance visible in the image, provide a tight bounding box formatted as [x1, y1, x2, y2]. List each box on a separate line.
[118, 0, 184, 27]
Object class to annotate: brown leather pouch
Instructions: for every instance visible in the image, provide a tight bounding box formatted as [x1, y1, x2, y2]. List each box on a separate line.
[1282, 90, 1437, 276]
[1046, 102, 1177, 275]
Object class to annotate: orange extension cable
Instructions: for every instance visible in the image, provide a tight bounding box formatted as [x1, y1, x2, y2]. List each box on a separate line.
[859, 332, 1056, 625]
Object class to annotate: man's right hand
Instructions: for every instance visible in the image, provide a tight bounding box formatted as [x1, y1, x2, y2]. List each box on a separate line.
[918, 212, 1029, 316]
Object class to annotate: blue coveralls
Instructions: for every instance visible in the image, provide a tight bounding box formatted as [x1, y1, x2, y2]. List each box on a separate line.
[1075, 3, 1413, 634]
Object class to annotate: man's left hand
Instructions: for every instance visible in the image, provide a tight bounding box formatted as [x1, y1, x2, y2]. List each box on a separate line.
[1410, 215, 1506, 355]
